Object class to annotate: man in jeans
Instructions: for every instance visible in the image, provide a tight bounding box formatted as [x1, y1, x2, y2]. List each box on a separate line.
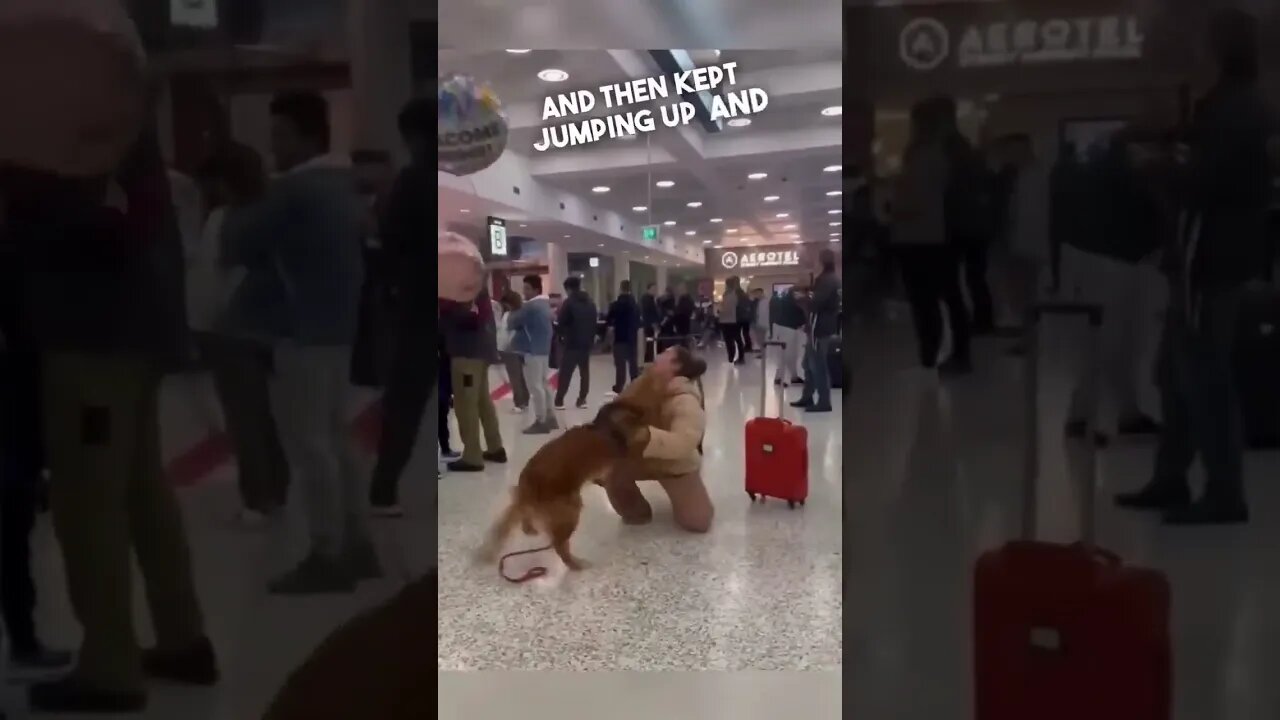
[1114, 9, 1274, 526]
[554, 276, 598, 410]
[792, 249, 841, 413]
[606, 280, 641, 396]
[509, 275, 557, 434]
[222, 92, 375, 593]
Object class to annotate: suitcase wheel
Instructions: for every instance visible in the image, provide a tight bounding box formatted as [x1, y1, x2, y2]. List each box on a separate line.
[787, 500, 796, 509]
[747, 492, 757, 502]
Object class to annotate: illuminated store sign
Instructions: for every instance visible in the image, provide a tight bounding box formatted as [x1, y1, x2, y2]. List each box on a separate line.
[900, 14, 1145, 71]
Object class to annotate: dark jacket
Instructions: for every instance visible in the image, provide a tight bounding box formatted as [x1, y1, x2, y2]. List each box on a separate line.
[1183, 78, 1275, 290]
[440, 294, 497, 361]
[775, 292, 805, 329]
[1063, 131, 1164, 264]
[380, 163, 433, 320]
[733, 289, 752, 323]
[606, 292, 641, 344]
[641, 293, 661, 327]
[1, 133, 188, 366]
[809, 269, 841, 339]
[557, 290, 598, 350]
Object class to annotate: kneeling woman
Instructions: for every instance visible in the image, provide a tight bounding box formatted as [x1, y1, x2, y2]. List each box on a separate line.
[604, 346, 713, 533]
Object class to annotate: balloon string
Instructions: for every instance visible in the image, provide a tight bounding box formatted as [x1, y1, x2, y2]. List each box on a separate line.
[498, 544, 554, 583]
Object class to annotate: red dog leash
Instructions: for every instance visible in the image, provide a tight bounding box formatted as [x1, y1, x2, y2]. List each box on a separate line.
[498, 544, 554, 583]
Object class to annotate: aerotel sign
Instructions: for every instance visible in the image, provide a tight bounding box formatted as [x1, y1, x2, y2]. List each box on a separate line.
[720, 249, 801, 270]
[900, 14, 1145, 71]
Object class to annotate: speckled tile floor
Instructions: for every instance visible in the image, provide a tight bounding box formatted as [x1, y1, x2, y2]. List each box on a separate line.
[437, 353, 843, 671]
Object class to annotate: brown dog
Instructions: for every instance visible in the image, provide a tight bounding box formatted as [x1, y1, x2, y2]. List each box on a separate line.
[476, 400, 649, 570]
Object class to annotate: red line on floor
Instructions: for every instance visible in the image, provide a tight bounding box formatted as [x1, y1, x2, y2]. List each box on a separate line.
[166, 371, 559, 487]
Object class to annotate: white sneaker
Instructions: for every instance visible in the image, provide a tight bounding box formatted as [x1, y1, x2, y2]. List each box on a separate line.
[511, 405, 528, 414]
[554, 402, 566, 410]
[603, 391, 619, 399]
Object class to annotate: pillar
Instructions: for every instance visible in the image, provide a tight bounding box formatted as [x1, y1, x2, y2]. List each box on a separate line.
[348, 0, 413, 161]
[546, 241, 569, 296]
[655, 265, 669, 292]
[614, 255, 631, 286]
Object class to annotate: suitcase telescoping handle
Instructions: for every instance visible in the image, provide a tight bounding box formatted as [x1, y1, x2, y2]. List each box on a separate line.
[762, 340, 787, 419]
[1022, 301, 1104, 546]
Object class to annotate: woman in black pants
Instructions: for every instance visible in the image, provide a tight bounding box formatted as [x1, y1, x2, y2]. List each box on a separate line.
[892, 98, 972, 376]
[717, 277, 747, 363]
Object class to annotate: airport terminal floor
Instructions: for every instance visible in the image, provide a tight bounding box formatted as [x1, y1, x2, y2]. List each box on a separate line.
[9, 313, 1280, 718]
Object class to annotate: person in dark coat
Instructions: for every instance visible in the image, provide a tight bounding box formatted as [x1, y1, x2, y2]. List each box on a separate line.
[605, 280, 641, 393]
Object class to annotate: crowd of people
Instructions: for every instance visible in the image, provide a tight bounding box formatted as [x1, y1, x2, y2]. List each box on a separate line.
[868, 8, 1278, 526]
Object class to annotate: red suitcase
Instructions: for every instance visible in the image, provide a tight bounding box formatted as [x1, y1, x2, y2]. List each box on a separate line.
[973, 302, 1171, 720]
[745, 340, 808, 507]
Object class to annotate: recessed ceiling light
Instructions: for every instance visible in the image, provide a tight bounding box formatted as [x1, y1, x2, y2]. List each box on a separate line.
[830, 232, 840, 237]
[726, 229, 738, 234]
[830, 238, 841, 243]
[775, 213, 789, 218]
[663, 220, 676, 226]
[821, 106, 842, 117]
[830, 221, 841, 227]
[563, 234, 571, 238]
[826, 190, 842, 196]
[747, 172, 768, 180]
[710, 217, 723, 223]
[644, 256, 649, 260]
[823, 165, 842, 173]
[655, 180, 675, 188]
[519, 223, 528, 227]
[783, 224, 797, 230]
[727, 118, 751, 128]
[793, 240, 804, 245]
[703, 239, 712, 244]
[828, 209, 841, 215]
[763, 195, 779, 202]
[632, 205, 647, 212]
[460, 209, 470, 213]
[684, 230, 696, 236]
[686, 201, 702, 208]
[592, 186, 610, 193]
[598, 243, 605, 247]
[506, 49, 532, 54]
[538, 68, 569, 82]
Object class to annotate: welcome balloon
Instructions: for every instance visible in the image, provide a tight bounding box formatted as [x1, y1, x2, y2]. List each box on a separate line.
[438, 73, 509, 176]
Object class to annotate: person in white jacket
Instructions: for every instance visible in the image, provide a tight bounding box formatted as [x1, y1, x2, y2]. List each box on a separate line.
[185, 147, 290, 526]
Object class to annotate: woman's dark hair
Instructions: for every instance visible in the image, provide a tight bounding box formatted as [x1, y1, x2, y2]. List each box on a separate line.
[500, 290, 523, 310]
[524, 274, 543, 293]
[672, 346, 708, 380]
[270, 92, 331, 150]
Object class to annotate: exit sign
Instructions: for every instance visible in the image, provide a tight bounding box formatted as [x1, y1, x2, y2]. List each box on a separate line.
[642, 225, 659, 242]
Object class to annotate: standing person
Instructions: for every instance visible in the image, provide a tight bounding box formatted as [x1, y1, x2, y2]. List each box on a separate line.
[221, 91, 375, 593]
[717, 278, 744, 363]
[554, 276, 598, 410]
[440, 290, 506, 471]
[996, 131, 1051, 356]
[735, 280, 754, 356]
[0, 184, 72, 677]
[188, 145, 291, 525]
[944, 120, 996, 335]
[891, 98, 973, 376]
[369, 98, 443, 514]
[771, 287, 806, 386]
[606, 280, 641, 396]
[792, 250, 840, 413]
[496, 290, 530, 413]
[641, 282, 660, 362]
[507, 274, 557, 434]
[750, 287, 770, 353]
[1115, 8, 1275, 525]
[673, 282, 696, 338]
[1058, 122, 1163, 442]
[4, 134, 218, 712]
